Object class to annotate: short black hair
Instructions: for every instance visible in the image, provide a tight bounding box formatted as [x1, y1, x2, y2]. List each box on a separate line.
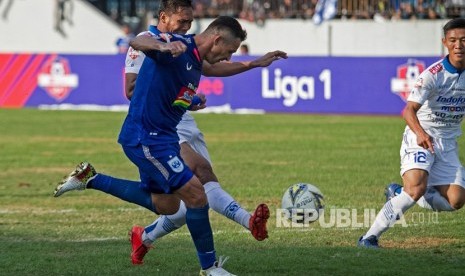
[158, 0, 192, 16]
[443, 18, 465, 37]
[204, 16, 247, 42]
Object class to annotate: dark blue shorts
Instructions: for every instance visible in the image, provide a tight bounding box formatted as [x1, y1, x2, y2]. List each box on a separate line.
[122, 143, 194, 194]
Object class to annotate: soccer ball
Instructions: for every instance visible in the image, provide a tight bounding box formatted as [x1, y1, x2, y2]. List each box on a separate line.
[281, 183, 324, 223]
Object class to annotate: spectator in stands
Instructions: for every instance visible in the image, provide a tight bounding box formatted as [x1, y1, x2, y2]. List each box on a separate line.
[89, 0, 465, 23]
[400, 1, 417, 20]
[192, 0, 206, 18]
[239, 43, 249, 55]
[115, 24, 135, 54]
[55, 0, 74, 37]
[1, 0, 14, 20]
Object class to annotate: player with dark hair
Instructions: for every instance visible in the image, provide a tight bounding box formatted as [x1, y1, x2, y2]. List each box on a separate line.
[117, 16, 246, 274]
[54, 1, 286, 273]
[358, 18, 465, 248]
[55, 2, 287, 266]
[122, 15, 244, 275]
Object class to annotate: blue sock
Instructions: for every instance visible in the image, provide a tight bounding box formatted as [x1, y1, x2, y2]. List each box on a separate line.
[88, 174, 156, 213]
[185, 204, 216, 269]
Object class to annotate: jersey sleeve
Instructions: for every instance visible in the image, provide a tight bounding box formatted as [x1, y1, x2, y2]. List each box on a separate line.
[407, 69, 435, 105]
[125, 47, 145, 74]
[124, 31, 150, 74]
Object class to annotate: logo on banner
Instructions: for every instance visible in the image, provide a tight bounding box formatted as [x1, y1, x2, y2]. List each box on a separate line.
[37, 56, 79, 101]
[391, 59, 425, 102]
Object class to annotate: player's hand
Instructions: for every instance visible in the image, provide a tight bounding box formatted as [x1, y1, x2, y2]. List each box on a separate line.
[189, 93, 207, 111]
[416, 132, 434, 154]
[250, 50, 288, 67]
[159, 41, 187, 58]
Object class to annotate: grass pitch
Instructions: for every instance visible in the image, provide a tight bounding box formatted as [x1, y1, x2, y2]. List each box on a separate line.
[1, 108, 465, 275]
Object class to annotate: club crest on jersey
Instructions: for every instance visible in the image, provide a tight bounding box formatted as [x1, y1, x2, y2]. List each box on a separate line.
[167, 156, 184, 173]
[37, 56, 79, 101]
[173, 86, 196, 109]
[391, 59, 425, 102]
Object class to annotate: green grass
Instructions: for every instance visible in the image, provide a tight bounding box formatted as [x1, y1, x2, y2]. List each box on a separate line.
[1, 108, 465, 275]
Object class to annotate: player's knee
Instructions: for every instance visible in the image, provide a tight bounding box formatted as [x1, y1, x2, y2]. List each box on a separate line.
[449, 199, 465, 210]
[447, 189, 465, 210]
[405, 186, 427, 201]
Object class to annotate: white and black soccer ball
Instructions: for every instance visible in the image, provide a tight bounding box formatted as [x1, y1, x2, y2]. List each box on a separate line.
[281, 183, 324, 222]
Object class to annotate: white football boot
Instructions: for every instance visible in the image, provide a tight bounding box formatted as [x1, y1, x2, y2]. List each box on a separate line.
[54, 162, 96, 197]
[199, 256, 236, 276]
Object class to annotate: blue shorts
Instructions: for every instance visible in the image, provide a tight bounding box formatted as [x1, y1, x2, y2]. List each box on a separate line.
[122, 143, 194, 194]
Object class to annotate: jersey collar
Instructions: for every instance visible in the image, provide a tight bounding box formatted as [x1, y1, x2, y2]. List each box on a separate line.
[148, 25, 160, 35]
[443, 55, 464, 74]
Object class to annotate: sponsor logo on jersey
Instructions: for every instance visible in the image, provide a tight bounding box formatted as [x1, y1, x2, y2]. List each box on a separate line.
[429, 63, 443, 74]
[391, 59, 425, 102]
[437, 95, 465, 105]
[128, 47, 139, 60]
[441, 106, 465, 112]
[37, 56, 78, 101]
[167, 156, 184, 173]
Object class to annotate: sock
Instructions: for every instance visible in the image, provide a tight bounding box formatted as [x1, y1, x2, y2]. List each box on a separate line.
[142, 201, 187, 244]
[416, 187, 455, 211]
[88, 174, 155, 213]
[364, 191, 416, 239]
[185, 204, 216, 270]
[204, 181, 251, 229]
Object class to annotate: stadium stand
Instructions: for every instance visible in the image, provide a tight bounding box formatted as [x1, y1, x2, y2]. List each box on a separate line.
[89, 0, 465, 31]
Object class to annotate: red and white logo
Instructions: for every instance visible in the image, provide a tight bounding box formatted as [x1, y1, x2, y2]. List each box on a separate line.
[37, 56, 79, 101]
[128, 47, 139, 60]
[391, 59, 425, 102]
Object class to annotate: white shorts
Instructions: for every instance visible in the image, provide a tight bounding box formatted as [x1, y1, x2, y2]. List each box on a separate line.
[400, 128, 465, 188]
[176, 112, 212, 164]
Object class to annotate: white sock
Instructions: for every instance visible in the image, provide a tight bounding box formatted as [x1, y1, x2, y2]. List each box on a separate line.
[204, 181, 251, 229]
[416, 187, 455, 211]
[364, 191, 415, 239]
[142, 201, 187, 245]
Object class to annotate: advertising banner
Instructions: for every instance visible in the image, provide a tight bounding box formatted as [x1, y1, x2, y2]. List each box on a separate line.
[0, 53, 439, 115]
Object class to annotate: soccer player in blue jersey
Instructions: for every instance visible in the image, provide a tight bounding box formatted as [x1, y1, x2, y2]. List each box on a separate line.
[128, 16, 245, 275]
[54, 0, 287, 268]
[358, 18, 465, 248]
[65, 15, 244, 275]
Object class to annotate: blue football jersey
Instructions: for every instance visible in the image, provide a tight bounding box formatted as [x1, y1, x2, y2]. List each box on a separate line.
[118, 31, 202, 146]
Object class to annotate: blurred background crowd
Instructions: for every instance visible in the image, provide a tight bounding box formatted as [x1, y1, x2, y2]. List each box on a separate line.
[87, 0, 465, 32]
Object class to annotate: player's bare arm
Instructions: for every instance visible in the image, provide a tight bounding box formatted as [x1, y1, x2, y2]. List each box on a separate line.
[125, 73, 137, 100]
[403, 101, 434, 153]
[202, 50, 288, 77]
[129, 35, 187, 57]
